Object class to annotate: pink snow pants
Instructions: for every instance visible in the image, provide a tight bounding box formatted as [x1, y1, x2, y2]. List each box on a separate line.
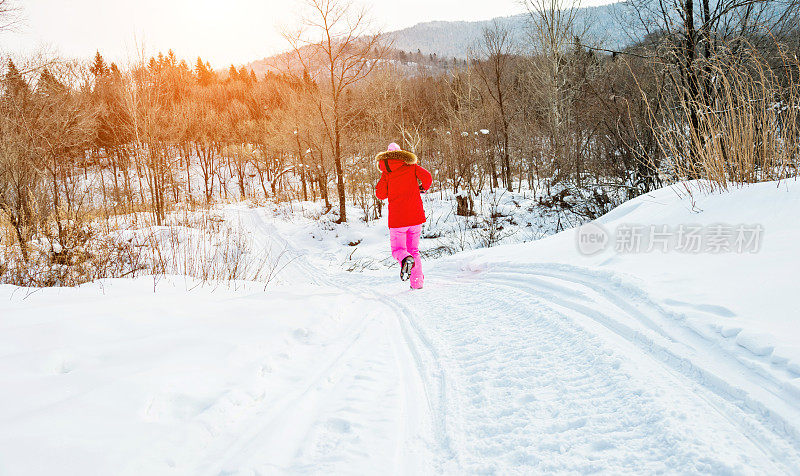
[390, 225, 423, 289]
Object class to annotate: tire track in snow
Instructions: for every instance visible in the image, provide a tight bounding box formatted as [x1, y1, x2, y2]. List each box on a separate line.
[211, 312, 418, 474]
[401, 275, 795, 473]
[478, 264, 800, 454]
[234, 207, 443, 467]
[487, 277, 799, 471]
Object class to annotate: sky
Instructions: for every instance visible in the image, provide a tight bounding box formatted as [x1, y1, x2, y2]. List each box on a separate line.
[0, 0, 614, 68]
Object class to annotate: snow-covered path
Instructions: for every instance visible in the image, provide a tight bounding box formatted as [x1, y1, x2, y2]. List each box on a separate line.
[374, 270, 800, 473]
[2, 205, 800, 474]
[235, 206, 800, 473]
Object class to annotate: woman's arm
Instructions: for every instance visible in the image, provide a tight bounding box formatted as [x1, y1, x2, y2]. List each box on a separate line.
[375, 173, 388, 200]
[415, 165, 433, 191]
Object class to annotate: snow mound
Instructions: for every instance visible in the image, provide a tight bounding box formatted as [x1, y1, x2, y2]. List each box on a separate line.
[458, 179, 800, 370]
[449, 179, 800, 445]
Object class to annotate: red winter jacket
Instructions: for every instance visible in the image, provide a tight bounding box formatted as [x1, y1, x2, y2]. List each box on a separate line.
[375, 150, 433, 228]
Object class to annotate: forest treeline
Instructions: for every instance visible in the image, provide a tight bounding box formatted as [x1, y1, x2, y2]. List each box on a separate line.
[1, 0, 799, 286]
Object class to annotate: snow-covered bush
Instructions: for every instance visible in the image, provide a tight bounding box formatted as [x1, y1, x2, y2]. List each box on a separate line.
[0, 207, 284, 288]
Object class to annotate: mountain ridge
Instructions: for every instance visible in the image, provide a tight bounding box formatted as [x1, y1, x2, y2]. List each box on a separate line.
[243, 2, 630, 76]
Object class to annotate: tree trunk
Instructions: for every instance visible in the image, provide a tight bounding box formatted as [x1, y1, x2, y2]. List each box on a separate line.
[684, 0, 701, 175]
[295, 132, 308, 202]
[333, 111, 347, 222]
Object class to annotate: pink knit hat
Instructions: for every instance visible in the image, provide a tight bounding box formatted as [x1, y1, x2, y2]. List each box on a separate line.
[387, 142, 401, 152]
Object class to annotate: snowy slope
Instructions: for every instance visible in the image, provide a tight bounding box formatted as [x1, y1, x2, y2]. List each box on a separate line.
[453, 180, 800, 391]
[0, 278, 435, 474]
[2, 180, 800, 474]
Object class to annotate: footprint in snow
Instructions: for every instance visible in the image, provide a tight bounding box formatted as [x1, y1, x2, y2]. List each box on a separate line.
[517, 394, 537, 404]
[293, 328, 311, 343]
[326, 418, 352, 433]
[45, 353, 75, 375]
[591, 440, 616, 451]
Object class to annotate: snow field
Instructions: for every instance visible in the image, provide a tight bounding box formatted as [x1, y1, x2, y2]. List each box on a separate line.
[0, 278, 439, 474]
[2, 179, 800, 473]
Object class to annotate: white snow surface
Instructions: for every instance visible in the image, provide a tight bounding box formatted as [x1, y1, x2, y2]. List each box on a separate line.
[2, 180, 800, 474]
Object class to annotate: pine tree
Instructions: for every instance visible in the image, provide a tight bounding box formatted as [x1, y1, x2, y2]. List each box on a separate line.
[195, 57, 205, 78]
[166, 49, 177, 68]
[238, 66, 249, 83]
[109, 63, 121, 79]
[90, 51, 108, 77]
[195, 57, 214, 86]
[228, 65, 239, 82]
[204, 61, 214, 83]
[249, 69, 257, 84]
[38, 67, 65, 95]
[3, 59, 29, 99]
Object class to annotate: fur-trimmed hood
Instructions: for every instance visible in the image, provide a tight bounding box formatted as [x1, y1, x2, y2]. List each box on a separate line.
[375, 149, 418, 165]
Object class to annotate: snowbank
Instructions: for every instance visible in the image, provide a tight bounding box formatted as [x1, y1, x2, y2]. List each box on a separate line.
[451, 179, 800, 389]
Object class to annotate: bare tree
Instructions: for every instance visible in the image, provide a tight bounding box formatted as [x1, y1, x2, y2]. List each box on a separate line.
[443, 65, 485, 195]
[0, 0, 19, 34]
[283, 0, 388, 222]
[523, 0, 589, 187]
[623, 0, 800, 172]
[475, 21, 517, 192]
[0, 58, 95, 280]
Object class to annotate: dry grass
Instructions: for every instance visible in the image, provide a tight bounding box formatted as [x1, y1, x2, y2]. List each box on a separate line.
[0, 206, 281, 288]
[647, 45, 800, 193]
[133, 209, 273, 284]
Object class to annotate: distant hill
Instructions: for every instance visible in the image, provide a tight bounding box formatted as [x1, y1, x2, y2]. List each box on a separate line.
[386, 2, 630, 60]
[241, 45, 454, 79]
[243, 2, 632, 76]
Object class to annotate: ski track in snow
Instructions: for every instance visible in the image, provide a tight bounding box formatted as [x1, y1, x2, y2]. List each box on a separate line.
[205, 208, 440, 474]
[239, 207, 800, 474]
[2, 207, 800, 474]
[357, 272, 798, 474]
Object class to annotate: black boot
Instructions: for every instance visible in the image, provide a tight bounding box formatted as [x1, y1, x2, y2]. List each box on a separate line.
[400, 256, 415, 281]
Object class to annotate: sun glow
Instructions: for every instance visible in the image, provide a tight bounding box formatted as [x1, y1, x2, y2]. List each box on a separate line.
[1, 0, 615, 67]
